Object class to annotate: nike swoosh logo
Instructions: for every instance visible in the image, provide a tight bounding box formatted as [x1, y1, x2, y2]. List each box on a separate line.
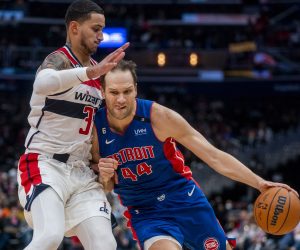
[105, 139, 115, 144]
[188, 185, 196, 197]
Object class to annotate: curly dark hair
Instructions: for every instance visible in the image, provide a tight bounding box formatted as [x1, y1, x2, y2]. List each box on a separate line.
[65, 0, 104, 27]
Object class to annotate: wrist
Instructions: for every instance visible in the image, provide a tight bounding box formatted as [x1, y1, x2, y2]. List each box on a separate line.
[86, 66, 97, 79]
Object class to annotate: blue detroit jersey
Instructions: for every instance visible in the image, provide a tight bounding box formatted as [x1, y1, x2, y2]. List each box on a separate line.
[95, 99, 230, 249]
[94, 99, 193, 207]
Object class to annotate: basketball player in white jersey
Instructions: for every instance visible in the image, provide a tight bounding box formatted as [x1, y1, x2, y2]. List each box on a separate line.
[17, 1, 129, 249]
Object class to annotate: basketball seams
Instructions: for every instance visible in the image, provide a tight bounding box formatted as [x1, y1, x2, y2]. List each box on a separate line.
[275, 190, 291, 235]
[254, 187, 300, 235]
[266, 187, 282, 233]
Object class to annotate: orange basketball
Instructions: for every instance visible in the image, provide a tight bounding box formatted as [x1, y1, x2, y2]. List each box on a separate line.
[254, 187, 300, 235]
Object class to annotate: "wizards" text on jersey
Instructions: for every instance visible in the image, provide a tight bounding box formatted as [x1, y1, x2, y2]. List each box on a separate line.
[75, 92, 101, 106]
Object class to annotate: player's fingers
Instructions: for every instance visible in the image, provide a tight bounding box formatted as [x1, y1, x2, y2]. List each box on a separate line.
[109, 158, 118, 166]
[121, 42, 130, 50]
[113, 160, 118, 170]
[99, 163, 115, 172]
[267, 182, 299, 197]
[111, 42, 129, 55]
[108, 42, 129, 59]
[281, 185, 299, 197]
[91, 163, 99, 173]
[105, 51, 124, 66]
[105, 43, 129, 61]
[114, 172, 119, 184]
[99, 157, 118, 164]
[113, 52, 125, 64]
[100, 167, 114, 174]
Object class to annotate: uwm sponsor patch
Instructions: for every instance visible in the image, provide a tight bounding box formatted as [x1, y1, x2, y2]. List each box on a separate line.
[204, 237, 219, 250]
[134, 128, 147, 136]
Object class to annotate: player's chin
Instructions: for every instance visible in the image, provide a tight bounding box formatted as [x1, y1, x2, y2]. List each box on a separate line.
[89, 45, 99, 54]
[114, 112, 127, 120]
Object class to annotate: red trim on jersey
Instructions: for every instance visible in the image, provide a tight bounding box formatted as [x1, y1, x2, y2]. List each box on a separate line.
[57, 47, 78, 67]
[163, 137, 192, 180]
[117, 195, 142, 248]
[18, 153, 42, 194]
[90, 57, 98, 66]
[123, 209, 142, 249]
[227, 238, 236, 248]
[57, 47, 101, 90]
[191, 177, 202, 189]
[81, 79, 101, 90]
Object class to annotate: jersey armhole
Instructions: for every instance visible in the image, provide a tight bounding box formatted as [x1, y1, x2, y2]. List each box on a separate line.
[150, 102, 165, 143]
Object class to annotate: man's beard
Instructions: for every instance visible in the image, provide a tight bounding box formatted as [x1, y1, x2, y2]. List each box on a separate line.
[81, 40, 97, 55]
[109, 106, 132, 120]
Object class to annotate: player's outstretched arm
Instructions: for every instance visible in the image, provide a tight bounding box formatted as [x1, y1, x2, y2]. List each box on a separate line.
[34, 42, 130, 96]
[151, 103, 298, 197]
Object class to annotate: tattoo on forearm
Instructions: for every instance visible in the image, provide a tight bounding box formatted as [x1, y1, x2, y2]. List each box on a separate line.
[38, 52, 71, 73]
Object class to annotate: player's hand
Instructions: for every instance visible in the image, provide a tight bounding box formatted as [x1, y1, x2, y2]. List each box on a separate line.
[90, 163, 99, 173]
[98, 158, 118, 183]
[258, 180, 299, 197]
[86, 42, 130, 79]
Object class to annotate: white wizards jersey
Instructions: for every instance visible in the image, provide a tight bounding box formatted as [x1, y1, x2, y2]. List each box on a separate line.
[25, 46, 102, 161]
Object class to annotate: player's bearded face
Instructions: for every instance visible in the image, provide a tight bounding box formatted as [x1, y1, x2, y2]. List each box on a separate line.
[104, 71, 137, 120]
[107, 87, 136, 120]
[79, 13, 105, 54]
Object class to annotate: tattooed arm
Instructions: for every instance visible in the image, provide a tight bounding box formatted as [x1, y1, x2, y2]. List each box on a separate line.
[37, 52, 72, 74]
[33, 42, 130, 95]
[33, 52, 89, 96]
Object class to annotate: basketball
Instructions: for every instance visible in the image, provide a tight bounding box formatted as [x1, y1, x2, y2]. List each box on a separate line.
[254, 187, 300, 235]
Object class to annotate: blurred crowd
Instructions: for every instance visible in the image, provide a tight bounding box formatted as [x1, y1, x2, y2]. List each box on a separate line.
[0, 0, 300, 76]
[1, 1, 300, 49]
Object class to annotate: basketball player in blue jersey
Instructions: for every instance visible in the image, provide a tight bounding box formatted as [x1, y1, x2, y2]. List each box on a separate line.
[93, 60, 298, 250]
[17, 1, 129, 249]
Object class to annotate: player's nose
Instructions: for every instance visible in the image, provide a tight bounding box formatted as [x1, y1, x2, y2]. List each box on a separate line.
[116, 94, 126, 103]
[98, 32, 104, 41]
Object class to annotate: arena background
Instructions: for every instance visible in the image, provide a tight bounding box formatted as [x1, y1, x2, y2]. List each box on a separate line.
[0, 0, 300, 249]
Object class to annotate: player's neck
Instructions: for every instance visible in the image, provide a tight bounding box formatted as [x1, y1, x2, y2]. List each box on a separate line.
[109, 119, 131, 134]
[66, 41, 91, 67]
[107, 105, 136, 134]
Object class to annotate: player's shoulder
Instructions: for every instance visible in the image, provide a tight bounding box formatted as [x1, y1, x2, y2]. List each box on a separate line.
[151, 102, 182, 130]
[150, 102, 169, 123]
[37, 49, 72, 74]
[151, 101, 171, 116]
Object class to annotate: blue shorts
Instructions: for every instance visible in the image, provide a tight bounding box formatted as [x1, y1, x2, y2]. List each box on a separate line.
[127, 182, 227, 250]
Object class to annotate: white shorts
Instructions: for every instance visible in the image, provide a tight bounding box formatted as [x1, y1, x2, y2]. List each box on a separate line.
[17, 153, 111, 236]
[144, 236, 181, 250]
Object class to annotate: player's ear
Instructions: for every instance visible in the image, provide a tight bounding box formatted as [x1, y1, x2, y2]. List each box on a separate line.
[134, 82, 138, 97]
[69, 21, 79, 35]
